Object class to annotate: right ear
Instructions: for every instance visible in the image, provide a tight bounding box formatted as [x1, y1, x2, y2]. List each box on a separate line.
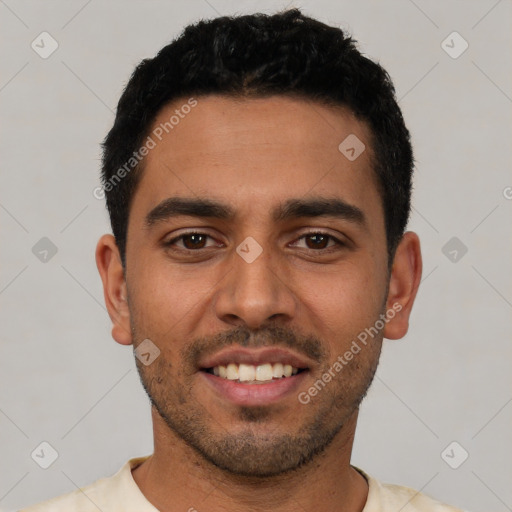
[95, 234, 132, 345]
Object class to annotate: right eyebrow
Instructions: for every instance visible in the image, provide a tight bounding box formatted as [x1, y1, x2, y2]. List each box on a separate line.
[145, 197, 235, 229]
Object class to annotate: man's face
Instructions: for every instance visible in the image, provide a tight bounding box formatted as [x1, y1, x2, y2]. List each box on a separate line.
[124, 95, 390, 476]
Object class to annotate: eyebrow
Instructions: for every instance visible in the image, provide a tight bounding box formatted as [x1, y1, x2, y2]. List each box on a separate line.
[144, 196, 366, 229]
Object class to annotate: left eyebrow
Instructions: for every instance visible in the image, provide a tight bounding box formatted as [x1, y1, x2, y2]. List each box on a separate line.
[144, 196, 366, 229]
[272, 197, 366, 226]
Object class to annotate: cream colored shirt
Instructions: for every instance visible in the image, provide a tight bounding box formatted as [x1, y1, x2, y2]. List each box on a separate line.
[20, 456, 464, 511]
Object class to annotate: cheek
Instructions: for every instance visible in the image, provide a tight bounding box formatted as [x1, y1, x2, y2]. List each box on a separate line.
[127, 260, 176, 337]
[296, 260, 386, 348]
[131, 256, 185, 306]
[128, 256, 219, 349]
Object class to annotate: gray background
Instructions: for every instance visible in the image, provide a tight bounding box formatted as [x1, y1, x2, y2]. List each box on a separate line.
[1, 1, 511, 510]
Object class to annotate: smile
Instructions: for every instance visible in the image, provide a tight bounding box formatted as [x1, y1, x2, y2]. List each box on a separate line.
[204, 362, 305, 383]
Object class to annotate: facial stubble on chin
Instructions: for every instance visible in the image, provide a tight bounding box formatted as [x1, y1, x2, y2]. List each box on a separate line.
[132, 323, 383, 478]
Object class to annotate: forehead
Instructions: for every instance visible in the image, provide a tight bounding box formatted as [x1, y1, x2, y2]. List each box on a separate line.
[130, 94, 383, 228]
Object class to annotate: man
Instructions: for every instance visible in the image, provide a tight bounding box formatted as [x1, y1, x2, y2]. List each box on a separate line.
[22, 8, 464, 512]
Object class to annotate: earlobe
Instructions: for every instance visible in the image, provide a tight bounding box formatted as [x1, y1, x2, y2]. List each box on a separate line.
[95, 234, 133, 346]
[383, 231, 422, 340]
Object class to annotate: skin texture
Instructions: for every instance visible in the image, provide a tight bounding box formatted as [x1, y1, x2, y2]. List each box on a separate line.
[96, 95, 422, 512]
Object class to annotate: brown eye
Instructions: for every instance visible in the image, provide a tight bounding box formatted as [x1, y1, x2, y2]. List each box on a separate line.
[304, 234, 330, 249]
[292, 232, 341, 251]
[165, 232, 218, 251]
[181, 234, 208, 249]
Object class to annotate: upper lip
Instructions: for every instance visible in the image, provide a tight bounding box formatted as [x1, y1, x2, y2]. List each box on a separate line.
[199, 347, 313, 370]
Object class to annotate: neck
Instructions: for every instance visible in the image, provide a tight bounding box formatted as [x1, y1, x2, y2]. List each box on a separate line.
[132, 408, 368, 512]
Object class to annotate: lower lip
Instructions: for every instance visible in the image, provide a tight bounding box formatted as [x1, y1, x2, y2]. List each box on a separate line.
[200, 371, 308, 406]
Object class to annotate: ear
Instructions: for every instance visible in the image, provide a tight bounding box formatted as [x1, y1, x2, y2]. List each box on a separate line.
[95, 234, 132, 345]
[383, 231, 422, 340]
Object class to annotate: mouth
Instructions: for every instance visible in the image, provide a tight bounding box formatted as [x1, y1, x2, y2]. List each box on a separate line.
[198, 347, 312, 405]
[203, 362, 307, 384]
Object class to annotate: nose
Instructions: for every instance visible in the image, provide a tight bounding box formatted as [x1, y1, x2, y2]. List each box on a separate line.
[213, 239, 297, 330]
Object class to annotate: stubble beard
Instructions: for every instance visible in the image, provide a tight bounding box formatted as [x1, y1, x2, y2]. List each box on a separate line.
[133, 326, 382, 478]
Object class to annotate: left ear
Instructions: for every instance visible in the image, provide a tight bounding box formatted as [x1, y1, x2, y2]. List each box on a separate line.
[383, 231, 422, 340]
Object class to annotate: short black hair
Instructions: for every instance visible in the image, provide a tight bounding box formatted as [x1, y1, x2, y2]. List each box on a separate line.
[101, 8, 413, 268]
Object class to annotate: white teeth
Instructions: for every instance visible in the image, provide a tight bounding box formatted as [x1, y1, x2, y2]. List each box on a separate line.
[239, 364, 256, 382]
[226, 363, 239, 380]
[272, 363, 284, 378]
[211, 362, 301, 382]
[255, 363, 273, 381]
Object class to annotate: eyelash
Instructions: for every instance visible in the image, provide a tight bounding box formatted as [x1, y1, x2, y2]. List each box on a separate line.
[164, 230, 345, 252]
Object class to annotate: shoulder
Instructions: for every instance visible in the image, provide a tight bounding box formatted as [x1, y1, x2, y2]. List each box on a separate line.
[355, 467, 467, 512]
[19, 457, 153, 512]
[375, 481, 465, 511]
[20, 475, 119, 512]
